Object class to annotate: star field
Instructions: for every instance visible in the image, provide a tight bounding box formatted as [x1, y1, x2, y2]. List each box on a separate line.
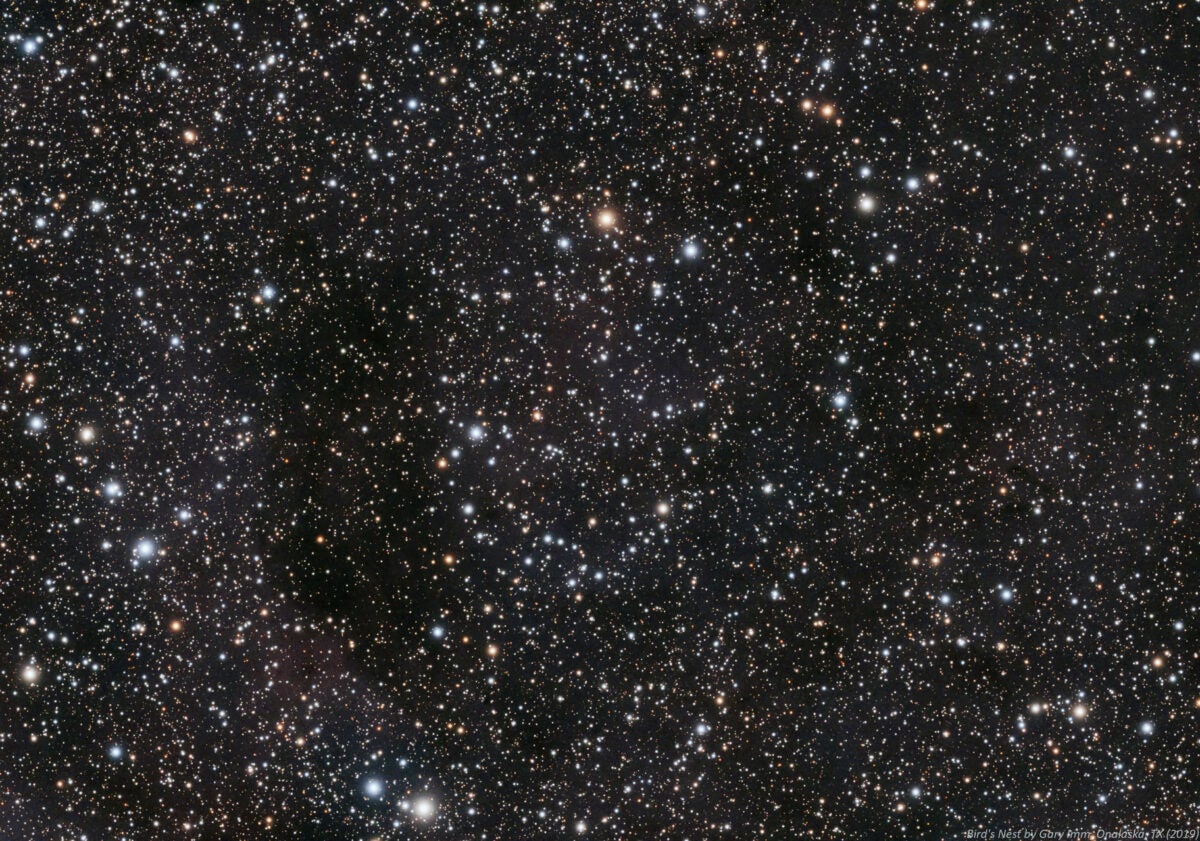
[3, 1, 1200, 839]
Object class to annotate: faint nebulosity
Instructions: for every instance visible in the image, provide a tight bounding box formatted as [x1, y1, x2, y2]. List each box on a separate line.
[3, 1, 1199, 839]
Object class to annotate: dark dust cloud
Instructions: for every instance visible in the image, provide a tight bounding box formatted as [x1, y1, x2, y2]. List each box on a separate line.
[3, 1, 1200, 839]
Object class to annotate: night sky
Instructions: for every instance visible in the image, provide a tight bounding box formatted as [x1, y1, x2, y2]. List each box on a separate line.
[4, 2, 1200, 839]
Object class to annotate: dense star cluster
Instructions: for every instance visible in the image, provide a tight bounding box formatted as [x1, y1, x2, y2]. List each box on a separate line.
[3, 1, 1200, 838]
